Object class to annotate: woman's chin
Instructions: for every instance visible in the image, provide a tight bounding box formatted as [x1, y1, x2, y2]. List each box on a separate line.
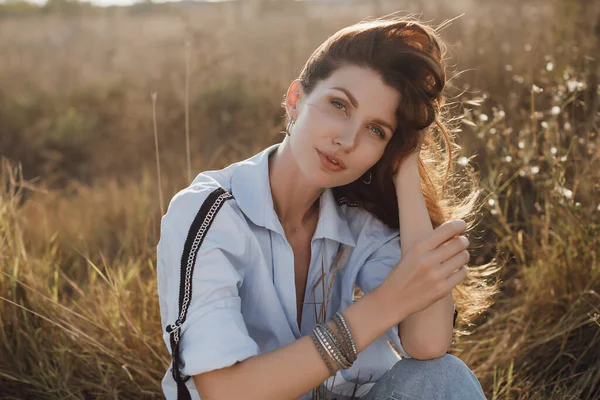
[310, 172, 354, 189]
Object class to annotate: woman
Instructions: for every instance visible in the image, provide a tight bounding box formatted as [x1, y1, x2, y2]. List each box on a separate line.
[157, 17, 491, 400]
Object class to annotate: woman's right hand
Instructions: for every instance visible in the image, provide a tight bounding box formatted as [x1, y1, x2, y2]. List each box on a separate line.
[379, 219, 470, 323]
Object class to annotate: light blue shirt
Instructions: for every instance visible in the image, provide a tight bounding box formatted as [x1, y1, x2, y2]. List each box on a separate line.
[157, 144, 412, 399]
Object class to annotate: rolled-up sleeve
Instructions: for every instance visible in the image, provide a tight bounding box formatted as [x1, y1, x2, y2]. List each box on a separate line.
[157, 183, 260, 377]
[355, 234, 413, 359]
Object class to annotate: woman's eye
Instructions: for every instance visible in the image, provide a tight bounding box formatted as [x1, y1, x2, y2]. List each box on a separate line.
[331, 100, 347, 112]
[370, 126, 385, 138]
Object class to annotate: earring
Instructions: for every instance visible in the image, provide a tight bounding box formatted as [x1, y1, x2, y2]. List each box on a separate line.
[286, 118, 295, 136]
[361, 171, 372, 185]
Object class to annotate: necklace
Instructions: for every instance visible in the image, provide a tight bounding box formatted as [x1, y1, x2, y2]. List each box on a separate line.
[278, 215, 300, 233]
[277, 202, 319, 234]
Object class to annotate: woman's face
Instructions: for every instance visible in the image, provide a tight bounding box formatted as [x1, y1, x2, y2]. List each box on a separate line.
[286, 64, 399, 188]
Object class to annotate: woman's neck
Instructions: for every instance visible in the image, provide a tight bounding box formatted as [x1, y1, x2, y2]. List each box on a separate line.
[268, 141, 322, 228]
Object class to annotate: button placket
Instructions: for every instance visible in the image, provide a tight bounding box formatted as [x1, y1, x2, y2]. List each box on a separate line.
[271, 231, 303, 338]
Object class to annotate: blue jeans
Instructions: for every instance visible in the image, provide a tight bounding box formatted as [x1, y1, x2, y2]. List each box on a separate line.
[320, 354, 487, 400]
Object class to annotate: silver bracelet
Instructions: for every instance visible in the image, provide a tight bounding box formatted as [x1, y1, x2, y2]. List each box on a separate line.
[333, 312, 357, 362]
[331, 317, 353, 364]
[334, 312, 357, 361]
[314, 324, 346, 371]
[310, 331, 336, 376]
[310, 312, 358, 376]
[315, 323, 352, 369]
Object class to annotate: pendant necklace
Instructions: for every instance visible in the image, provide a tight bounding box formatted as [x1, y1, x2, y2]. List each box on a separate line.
[278, 216, 300, 233]
[277, 202, 319, 234]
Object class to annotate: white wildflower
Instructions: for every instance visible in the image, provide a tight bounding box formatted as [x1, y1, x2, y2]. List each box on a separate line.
[559, 187, 573, 199]
[566, 80, 585, 92]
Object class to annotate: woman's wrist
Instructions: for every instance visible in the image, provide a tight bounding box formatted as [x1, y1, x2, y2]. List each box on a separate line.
[370, 282, 409, 329]
[341, 284, 403, 354]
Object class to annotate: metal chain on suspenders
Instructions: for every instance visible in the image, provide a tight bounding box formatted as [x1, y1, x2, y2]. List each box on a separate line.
[165, 187, 233, 400]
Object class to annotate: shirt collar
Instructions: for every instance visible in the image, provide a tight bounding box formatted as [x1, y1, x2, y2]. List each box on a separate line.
[230, 144, 356, 248]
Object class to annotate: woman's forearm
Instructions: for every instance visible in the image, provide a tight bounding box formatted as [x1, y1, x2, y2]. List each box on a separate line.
[394, 161, 455, 359]
[193, 287, 401, 400]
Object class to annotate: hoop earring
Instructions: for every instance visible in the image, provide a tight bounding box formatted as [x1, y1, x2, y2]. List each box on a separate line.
[361, 171, 372, 185]
[286, 118, 295, 136]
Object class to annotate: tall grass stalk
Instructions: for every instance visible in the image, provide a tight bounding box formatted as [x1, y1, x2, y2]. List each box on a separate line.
[185, 39, 192, 184]
[152, 91, 165, 218]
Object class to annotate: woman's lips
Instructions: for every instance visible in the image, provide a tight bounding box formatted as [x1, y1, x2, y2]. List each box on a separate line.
[317, 150, 345, 172]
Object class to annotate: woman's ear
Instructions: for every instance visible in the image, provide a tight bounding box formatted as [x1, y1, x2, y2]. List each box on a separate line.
[285, 79, 304, 120]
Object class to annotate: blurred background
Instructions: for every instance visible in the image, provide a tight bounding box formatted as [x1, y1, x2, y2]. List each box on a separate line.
[0, 0, 599, 398]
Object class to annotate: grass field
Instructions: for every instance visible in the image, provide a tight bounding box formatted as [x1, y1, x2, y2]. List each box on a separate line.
[1, 0, 599, 398]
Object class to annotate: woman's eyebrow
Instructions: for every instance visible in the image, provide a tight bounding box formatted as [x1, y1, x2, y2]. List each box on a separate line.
[372, 118, 395, 133]
[331, 86, 359, 108]
[331, 86, 395, 132]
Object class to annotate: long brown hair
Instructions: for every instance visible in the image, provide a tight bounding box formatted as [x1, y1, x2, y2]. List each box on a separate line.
[289, 16, 498, 328]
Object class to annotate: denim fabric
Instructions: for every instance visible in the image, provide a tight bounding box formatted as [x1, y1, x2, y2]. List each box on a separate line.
[319, 354, 487, 400]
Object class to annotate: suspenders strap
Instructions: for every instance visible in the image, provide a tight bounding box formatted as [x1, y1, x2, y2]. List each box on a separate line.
[165, 187, 233, 400]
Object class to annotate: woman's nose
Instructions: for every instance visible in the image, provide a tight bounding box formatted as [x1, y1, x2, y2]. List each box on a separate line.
[333, 126, 359, 151]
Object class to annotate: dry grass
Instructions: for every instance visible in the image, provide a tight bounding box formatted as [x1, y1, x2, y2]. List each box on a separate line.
[0, 0, 599, 399]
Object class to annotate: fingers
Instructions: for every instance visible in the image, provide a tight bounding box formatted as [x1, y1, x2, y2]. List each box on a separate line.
[422, 219, 467, 251]
[445, 264, 468, 290]
[437, 236, 470, 295]
[440, 248, 470, 278]
[429, 235, 470, 265]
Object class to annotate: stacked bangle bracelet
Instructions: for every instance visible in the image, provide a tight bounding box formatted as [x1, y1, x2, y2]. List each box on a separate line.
[309, 311, 357, 376]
